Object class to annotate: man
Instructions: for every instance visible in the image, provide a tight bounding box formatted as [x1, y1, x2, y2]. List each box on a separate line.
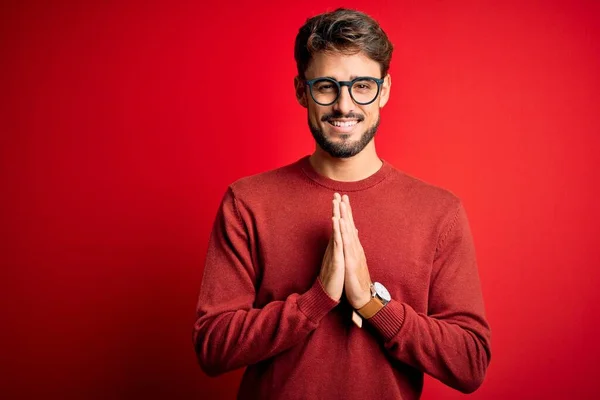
[193, 8, 491, 399]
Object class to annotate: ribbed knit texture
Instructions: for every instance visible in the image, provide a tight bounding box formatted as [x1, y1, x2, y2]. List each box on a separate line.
[194, 156, 491, 399]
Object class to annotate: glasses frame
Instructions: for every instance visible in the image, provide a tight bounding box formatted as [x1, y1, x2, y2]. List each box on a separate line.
[304, 76, 385, 106]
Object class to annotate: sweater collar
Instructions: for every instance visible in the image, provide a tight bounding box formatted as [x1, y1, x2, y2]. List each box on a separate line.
[298, 155, 392, 192]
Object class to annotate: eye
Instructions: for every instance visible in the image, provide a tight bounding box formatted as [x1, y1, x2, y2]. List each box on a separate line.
[314, 82, 336, 92]
[353, 81, 374, 91]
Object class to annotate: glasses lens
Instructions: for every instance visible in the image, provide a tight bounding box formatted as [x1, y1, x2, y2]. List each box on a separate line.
[351, 78, 379, 104]
[311, 79, 338, 105]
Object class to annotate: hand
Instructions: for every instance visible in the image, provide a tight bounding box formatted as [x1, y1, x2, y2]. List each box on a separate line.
[318, 193, 345, 301]
[340, 195, 372, 309]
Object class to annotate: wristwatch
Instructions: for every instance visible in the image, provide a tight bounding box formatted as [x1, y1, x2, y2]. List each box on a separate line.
[356, 282, 391, 319]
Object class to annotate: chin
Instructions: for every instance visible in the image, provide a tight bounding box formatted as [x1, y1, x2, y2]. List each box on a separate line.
[323, 129, 361, 143]
[309, 115, 380, 159]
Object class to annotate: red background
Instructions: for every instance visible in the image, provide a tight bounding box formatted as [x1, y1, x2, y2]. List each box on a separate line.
[2, 0, 600, 399]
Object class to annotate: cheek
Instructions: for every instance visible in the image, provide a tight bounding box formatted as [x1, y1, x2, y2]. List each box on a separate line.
[308, 105, 325, 123]
[363, 107, 379, 121]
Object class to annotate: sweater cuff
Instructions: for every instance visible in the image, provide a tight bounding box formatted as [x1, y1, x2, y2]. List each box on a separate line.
[367, 300, 406, 341]
[296, 279, 339, 323]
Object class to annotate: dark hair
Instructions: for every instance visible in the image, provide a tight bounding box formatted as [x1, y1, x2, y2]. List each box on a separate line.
[294, 8, 393, 79]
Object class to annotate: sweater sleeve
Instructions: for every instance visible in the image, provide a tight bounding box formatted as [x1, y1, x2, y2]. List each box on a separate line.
[193, 187, 339, 377]
[367, 202, 492, 393]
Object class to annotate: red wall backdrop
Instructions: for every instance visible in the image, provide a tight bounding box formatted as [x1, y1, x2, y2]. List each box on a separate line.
[2, 0, 599, 398]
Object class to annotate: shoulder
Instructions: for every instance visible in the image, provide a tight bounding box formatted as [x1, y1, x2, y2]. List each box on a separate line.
[390, 165, 461, 208]
[228, 158, 304, 201]
[384, 164, 464, 229]
[387, 167, 468, 249]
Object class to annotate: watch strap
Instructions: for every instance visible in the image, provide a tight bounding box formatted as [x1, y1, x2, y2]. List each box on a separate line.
[356, 296, 385, 319]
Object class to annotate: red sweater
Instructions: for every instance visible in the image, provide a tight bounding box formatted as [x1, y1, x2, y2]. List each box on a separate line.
[194, 156, 491, 399]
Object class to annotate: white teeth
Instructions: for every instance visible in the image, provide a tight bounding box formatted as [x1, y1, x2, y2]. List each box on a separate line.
[330, 120, 358, 127]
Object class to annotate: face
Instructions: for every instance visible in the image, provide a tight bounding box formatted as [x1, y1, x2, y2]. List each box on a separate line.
[295, 51, 391, 158]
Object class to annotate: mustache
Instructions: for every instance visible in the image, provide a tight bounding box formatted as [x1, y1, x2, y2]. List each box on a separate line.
[321, 112, 365, 122]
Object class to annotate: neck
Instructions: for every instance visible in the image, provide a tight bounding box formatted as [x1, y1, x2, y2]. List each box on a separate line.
[309, 142, 383, 182]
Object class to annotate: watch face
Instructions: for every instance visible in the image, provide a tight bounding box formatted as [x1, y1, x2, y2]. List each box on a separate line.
[373, 282, 391, 302]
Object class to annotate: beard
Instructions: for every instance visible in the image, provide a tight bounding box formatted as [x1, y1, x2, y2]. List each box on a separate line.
[309, 113, 380, 159]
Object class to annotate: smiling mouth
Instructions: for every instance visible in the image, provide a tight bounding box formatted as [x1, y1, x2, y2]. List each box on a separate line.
[327, 119, 360, 128]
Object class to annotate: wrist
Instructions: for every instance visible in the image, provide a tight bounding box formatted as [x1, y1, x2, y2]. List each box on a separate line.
[352, 287, 372, 309]
[355, 282, 391, 319]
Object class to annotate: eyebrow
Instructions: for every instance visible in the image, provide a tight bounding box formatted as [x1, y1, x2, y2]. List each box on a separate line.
[323, 75, 360, 81]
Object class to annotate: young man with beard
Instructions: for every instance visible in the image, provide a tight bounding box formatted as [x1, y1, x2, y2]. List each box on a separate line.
[193, 8, 491, 399]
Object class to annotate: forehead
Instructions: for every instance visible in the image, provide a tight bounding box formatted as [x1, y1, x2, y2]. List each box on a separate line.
[305, 51, 381, 80]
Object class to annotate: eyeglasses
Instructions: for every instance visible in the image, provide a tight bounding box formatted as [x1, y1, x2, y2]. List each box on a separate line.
[305, 76, 384, 106]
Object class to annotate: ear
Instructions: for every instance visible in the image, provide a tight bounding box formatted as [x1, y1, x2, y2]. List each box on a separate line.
[294, 76, 308, 108]
[378, 74, 392, 108]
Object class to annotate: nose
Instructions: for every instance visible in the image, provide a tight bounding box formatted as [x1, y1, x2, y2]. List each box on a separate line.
[332, 85, 354, 115]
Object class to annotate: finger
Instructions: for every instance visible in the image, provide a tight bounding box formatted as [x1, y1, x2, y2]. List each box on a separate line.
[346, 197, 360, 243]
[340, 205, 355, 243]
[340, 203, 358, 249]
[339, 199, 348, 220]
[339, 218, 350, 247]
[332, 216, 339, 241]
[353, 219, 359, 242]
[333, 198, 341, 219]
[342, 194, 350, 213]
[345, 195, 357, 231]
[340, 219, 357, 269]
[341, 203, 359, 245]
[332, 217, 343, 251]
[333, 217, 344, 264]
[341, 195, 356, 230]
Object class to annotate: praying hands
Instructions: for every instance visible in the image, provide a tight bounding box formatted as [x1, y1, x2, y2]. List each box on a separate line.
[318, 193, 372, 309]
